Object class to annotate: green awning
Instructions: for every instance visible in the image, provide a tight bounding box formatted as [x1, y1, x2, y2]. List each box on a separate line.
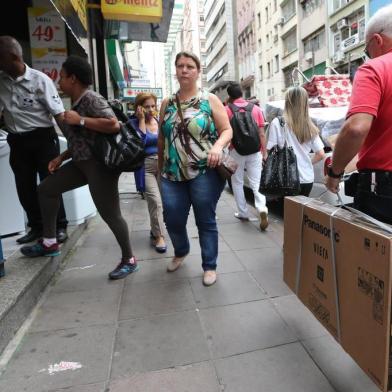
[106, 39, 125, 89]
[303, 62, 327, 79]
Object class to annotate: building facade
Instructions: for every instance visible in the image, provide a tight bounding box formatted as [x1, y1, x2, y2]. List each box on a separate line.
[298, 0, 328, 80]
[328, 0, 368, 80]
[181, 0, 207, 87]
[255, 0, 299, 103]
[204, 0, 238, 99]
[237, 0, 257, 98]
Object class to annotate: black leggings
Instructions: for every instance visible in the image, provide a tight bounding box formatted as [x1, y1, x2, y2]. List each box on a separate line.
[38, 159, 132, 258]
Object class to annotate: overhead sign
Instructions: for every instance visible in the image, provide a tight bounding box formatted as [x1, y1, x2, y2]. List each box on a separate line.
[28, 7, 68, 87]
[101, 0, 163, 23]
[123, 87, 163, 99]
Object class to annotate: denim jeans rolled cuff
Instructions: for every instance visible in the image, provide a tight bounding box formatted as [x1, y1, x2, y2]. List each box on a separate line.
[161, 169, 224, 271]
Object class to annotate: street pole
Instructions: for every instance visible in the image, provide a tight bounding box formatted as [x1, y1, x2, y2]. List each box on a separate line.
[0, 238, 5, 278]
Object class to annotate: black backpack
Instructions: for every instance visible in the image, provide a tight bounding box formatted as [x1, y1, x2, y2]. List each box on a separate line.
[228, 103, 261, 156]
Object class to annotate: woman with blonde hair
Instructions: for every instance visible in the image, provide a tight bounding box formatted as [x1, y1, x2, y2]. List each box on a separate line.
[129, 92, 166, 252]
[267, 86, 325, 196]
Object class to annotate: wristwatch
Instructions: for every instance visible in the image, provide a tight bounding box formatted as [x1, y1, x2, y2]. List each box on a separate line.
[79, 117, 85, 127]
[327, 165, 344, 179]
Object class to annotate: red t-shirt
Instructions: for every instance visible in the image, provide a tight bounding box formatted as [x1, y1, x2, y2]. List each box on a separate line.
[347, 50, 392, 171]
[225, 98, 265, 127]
[225, 98, 265, 152]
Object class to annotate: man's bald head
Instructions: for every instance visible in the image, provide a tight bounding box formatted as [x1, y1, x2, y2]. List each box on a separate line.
[0, 36, 23, 58]
[0, 36, 24, 76]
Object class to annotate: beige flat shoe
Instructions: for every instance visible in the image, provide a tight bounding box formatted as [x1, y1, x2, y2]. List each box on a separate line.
[203, 270, 217, 286]
[259, 211, 269, 231]
[167, 255, 186, 272]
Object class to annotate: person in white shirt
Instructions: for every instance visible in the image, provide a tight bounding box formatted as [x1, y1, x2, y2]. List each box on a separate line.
[0, 36, 68, 244]
[267, 86, 325, 196]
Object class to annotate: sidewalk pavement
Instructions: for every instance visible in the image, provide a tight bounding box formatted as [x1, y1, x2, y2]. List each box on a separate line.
[0, 174, 380, 392]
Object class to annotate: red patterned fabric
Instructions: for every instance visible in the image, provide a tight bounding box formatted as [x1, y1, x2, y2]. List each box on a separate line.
[303, 75, 352, 107]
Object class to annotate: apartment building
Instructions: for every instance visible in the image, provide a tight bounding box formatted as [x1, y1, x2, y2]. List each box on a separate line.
[204, 0, 238, 99]
[328, 0, 368, 79]
[298, 0, 328, 79]
[181, 0, 207, 87]
[255, 0, 299, 103]
[237, 0, 256, 98]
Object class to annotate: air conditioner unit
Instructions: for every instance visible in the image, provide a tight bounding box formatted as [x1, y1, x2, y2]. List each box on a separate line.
[304, 51, 313, 62]
[341, 33, 359, 52]
[333, 51, 345, 64]
[337, 18, 348, 30]
[279, 17, 285, 26]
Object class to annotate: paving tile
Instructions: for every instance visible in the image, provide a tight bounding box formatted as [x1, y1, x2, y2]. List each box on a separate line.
[214, 343, 336, 392]
[250, 265, 293, 297]
[126, 251, 244, 285]
[0, 325, 115, 392]
[51, 264, 124, 293]
[63, 246, 111, 268]
[109, 362, 220, 392]
[190, 271, 267, 308]
[199, 300, 296, 359]
[29, 286, 121, 332]
[111, 311, 210, 379]
[220, 231, 274, 250]
[119, 280, 196, 319]
[302, 335, 380, 392]
[271, 295, 329, 340]
[49, 383, 106, 392]
[235, 247, 283, 271]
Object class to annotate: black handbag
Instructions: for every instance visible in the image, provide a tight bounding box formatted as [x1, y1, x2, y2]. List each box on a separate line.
[92, 121, 145, 172]
[260, 118, 300, 196]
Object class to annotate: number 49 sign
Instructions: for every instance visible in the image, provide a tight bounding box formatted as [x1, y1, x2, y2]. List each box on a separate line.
[28, 7, 68, 86]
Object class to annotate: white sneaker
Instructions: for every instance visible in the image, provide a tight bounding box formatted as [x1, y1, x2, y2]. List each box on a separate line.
[234, 212, 250, 220]
[167, 255, 186, 272]
[259, 210, 269, 231]
[203, 270, 217, 286]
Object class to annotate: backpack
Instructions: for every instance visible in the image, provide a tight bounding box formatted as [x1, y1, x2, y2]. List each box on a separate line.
[228, 103, 261, 156]
[92, 121, 145, 172]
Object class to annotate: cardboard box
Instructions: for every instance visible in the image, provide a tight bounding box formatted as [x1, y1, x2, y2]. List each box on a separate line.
[284, 196, 392, 391]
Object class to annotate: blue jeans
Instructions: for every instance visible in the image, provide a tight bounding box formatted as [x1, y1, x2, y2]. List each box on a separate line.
[161, 170, 225, 271]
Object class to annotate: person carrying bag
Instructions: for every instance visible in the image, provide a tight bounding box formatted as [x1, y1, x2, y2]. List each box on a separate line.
[263, 86, 325, 198]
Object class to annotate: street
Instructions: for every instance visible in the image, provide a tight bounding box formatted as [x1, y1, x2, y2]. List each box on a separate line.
[0, 175, 379, 392]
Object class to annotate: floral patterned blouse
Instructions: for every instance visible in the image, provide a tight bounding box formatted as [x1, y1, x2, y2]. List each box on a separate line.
[62, 90, 115, 161]
[161, 90, 218, 181]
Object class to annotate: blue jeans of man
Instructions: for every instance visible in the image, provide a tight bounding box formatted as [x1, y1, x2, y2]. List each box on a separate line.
[161, 169, 225, 271]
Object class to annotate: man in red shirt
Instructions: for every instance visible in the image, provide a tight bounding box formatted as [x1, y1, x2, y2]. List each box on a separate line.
[326, 4, 392, 224]
[225, 83, 268, 230]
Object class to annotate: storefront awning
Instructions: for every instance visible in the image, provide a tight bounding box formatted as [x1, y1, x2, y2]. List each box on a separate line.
[106, 39, 126, 89]
[104, 0, 174, 42]
[49, 0, 88, 38]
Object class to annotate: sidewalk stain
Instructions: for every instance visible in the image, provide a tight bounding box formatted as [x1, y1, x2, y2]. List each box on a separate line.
[64, 264, 96, 272]
[38, 361, 82, 375]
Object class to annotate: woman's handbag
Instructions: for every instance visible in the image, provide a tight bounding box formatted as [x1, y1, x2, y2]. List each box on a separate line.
[175, 94, 238, 181]
[260, 118, 300, 196]
[92, 121, 145, 172]
[215, 151, 239, 181]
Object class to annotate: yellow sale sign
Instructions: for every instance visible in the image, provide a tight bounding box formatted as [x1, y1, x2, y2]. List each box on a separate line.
[101, 0, 163, 23]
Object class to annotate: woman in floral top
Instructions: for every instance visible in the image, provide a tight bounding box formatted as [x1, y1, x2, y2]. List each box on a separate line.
[158, 52, 232, 286]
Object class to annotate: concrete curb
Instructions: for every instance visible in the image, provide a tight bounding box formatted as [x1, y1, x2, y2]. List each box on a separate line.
[0, 220, 90, 355]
